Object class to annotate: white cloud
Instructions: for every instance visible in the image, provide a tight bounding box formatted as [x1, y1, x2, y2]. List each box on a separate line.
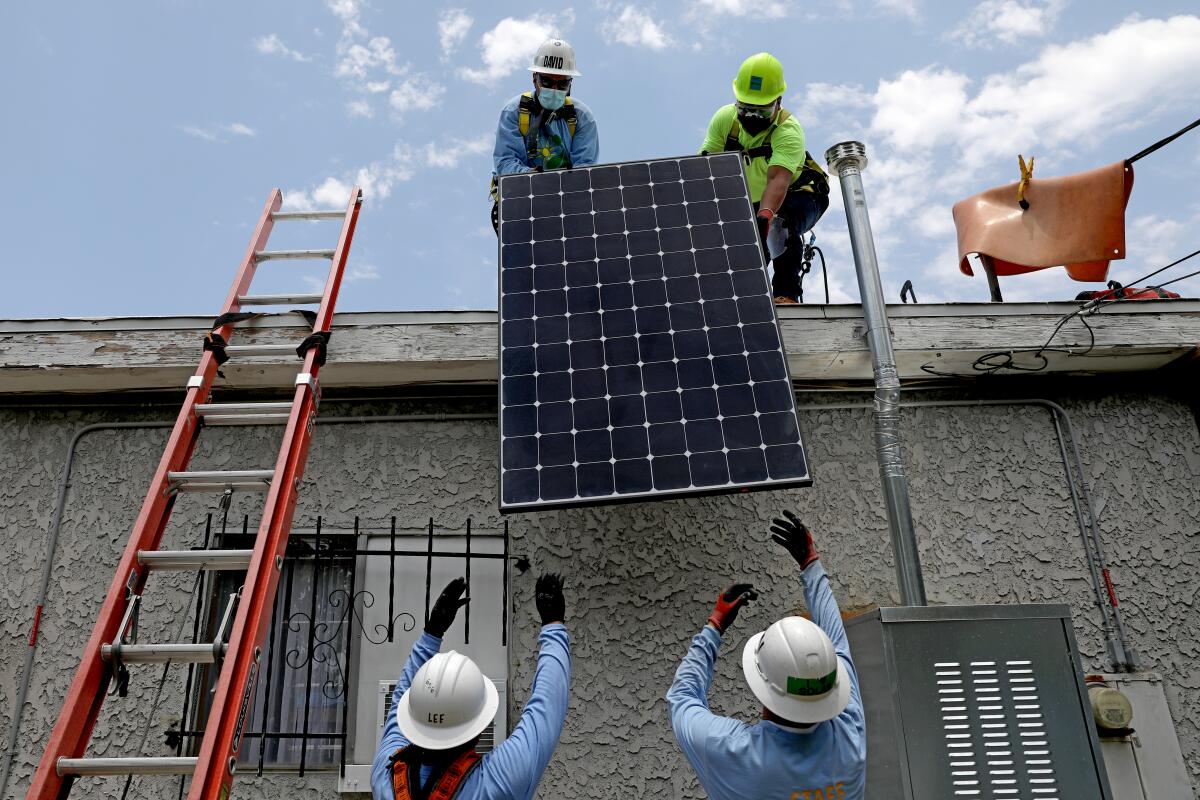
[283, 143, 417, 211]
[177, 122, 256, 142]
[689, 0, 786, 19]
[424, 134, 492, 168]
[254, 33, 310, 62]
[802, 82, 873, 110]
[951, 0, 1066, 47]
[347, 99, 373, 118]
[438, 9, 474, 53]
[389, 78, 445, 114]
[601, 6, 673, 49]
[460, 14, 565, 85]
[875, 0, 920, 20]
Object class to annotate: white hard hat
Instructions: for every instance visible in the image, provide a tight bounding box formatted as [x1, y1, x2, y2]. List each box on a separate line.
[742, 617, 850, 725]
[527, 38, 581, 77]
[394, 651, 499, 750]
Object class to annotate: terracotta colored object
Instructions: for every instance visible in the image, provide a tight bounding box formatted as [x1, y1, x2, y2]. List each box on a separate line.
[953, 161, 1134, 283]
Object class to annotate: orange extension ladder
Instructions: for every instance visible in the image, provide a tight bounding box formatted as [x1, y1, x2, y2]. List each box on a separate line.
[26, 187, 363, 799]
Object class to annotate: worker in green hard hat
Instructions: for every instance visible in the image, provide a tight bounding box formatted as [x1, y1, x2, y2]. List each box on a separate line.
[700, 53, 830, 305]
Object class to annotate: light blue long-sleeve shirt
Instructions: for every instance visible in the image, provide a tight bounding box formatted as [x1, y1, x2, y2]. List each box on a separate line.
[492, 94, 599, 177]
[666, 561, 866, 800]
[371, 625, 571, 800]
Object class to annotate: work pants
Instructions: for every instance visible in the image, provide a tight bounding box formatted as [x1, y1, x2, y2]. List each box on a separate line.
[756, 189, 829, 301]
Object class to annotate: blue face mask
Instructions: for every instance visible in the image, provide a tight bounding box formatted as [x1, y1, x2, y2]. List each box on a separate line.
[537, 88, 567, 111]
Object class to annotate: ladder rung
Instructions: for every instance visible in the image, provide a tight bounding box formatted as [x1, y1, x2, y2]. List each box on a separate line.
[272, 210, 345, 221]
[237, 293, 324, 306]
[100, 642, 228, 664]
[167, 469, 274, 492]
[57, 756, 198, 777]
[222, 344, 300, 358]
[203, 414, 292, 426]
[255, 248, 335, 261]
[196, 402, 293, 416]
[137, 549, 253, 571]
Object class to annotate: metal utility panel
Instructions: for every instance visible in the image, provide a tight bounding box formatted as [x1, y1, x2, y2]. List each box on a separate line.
[1093, 673, 1193, 799]
[846, 604, 1112, 800]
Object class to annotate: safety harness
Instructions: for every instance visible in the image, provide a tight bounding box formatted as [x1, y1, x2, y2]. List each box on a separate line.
[490, 93, 578, 204]
[723, 110, 830, 197]
[389, 745, 482, 800]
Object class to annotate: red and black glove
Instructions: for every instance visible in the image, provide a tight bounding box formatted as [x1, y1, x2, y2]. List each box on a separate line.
[707, 583, 757, 634]
[770, 510, 819, 569]
[756, 208, 775, 247]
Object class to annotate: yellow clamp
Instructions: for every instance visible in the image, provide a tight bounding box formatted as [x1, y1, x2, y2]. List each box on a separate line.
[1017, 154, 1034, 210]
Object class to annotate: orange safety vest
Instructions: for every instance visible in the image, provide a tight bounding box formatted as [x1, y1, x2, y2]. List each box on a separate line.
[391, 746, 482, 800]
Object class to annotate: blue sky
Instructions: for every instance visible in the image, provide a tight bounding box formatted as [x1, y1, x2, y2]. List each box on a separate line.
[2, 1, 1198, 318]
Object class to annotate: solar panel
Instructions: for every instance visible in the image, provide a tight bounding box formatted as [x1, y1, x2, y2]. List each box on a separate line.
[497, 153, 811, 512]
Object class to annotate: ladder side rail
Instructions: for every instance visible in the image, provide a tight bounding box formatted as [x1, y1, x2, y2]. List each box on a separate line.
[187, 188, 361, 800]
[25, 191, 283, 800]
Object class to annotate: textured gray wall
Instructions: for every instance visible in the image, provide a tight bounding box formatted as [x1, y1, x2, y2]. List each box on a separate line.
[0, 387, 1197, 799]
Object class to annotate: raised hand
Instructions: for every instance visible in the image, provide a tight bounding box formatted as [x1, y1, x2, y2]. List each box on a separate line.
[707, 583, 757, 634]
[769, 510, 819, 569]
[425, 577, 469, 637]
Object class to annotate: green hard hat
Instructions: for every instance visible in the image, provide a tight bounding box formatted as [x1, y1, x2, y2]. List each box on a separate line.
[732, 52, 786, 105]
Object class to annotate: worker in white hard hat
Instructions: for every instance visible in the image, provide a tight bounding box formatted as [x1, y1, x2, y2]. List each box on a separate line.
[666, 511, 866, 799]
[490, 38, 599, 231]
[700, 53, 830, 305]
[371, 574, 570, 800]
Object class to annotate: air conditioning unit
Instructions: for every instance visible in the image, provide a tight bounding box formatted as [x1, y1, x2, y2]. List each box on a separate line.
[339, 678, 508, 793]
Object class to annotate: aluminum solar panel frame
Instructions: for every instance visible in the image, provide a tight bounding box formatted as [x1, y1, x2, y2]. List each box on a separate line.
[497, 153, 811, 512]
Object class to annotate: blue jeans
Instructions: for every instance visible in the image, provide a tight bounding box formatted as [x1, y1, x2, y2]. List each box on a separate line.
[755, 190, 828, 300]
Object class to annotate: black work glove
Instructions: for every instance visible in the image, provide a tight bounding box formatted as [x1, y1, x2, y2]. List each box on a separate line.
[425, 577, 469, 638]
[707, 583, 757, 634]
[535, 573, 565, 625]
[769, 510, 820, 569]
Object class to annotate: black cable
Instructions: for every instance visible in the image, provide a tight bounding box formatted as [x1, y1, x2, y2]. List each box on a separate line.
[1151, 265, 1200, 293]
[1127, 115, 1200, 164]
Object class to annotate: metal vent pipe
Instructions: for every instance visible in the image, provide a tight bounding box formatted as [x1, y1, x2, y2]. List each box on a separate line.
[825, 141, 927, 606]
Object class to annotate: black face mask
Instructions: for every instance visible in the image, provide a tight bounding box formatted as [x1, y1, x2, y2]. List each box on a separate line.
[738, 112, 774, 136]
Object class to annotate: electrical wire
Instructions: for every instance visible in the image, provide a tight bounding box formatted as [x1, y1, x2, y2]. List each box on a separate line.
[1126, 115, 1200, 164]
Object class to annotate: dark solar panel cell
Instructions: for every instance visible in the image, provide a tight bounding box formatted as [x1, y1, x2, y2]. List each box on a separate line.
[642, 360, 678, 392]
[630, 254, 664, 281]
[561, 169, 591, 193]
[682, 388, 720, 420]
[564, 235, 597, 262]
[601, 309, 636, 338]
[573, 398, 609, 430]
[566, 260, 598, 287]
[563, 213, 594, 238]
[530, 171, 560, 195]
[503, 404, 537, 437]
[537, 371, 572, 403]
[690, 451, 729, 486]
[569, 312, 603, 341]
[673, 329, 710, 359]
[503, 318, 534, 347]
[685, 417, 724, 451]
[635, 306, 672, 334]
[652, 455, 691, 490]
[501, 174, 531, 198]
[498, 154, 808, 509]
[577, 462, 614, 497]
[502, 196, 532, 220]
[575, 429, 613, 463]
[532, 194, 562, 219]
[502, 346, 535, 376]
[540, 466, 577, 501]
[612, 426, 649, 460]
[625, 206, 657, 232]
[614, 459, 652, 493]
[535, 316, 568, 343]
[502, 267, 533, 294]
[607, 365, 643, 396]
[538, 402, 574, 434]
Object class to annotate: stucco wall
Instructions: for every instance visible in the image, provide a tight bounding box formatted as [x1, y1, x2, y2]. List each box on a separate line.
[0, 386, 1197, 798]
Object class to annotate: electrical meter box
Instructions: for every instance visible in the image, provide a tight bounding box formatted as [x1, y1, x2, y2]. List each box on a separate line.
[845, 604, 1112, 799]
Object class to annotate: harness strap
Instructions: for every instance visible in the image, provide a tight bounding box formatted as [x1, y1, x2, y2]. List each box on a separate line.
[723, 110, 830, 196]
[390, 746, 482, 800]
